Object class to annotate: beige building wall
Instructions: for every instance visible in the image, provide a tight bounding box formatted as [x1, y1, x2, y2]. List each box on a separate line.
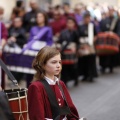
[0, 0, 120, 21]
[0, 0, 16, 20]
[71, 0, 118, 8]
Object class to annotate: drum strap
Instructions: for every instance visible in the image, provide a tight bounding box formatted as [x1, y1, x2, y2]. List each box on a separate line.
[0, 59, 16, 120]
[61, 30, 74, 53]
[110, 17, 118, 31]
[40, 80, 79, 120]
[0, 59, 18, 86]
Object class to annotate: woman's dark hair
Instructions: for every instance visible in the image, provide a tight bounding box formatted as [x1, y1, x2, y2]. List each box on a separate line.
[16, 1, 23, 8]
[36, 10, 48, 26]
[83, 11, 91, 18]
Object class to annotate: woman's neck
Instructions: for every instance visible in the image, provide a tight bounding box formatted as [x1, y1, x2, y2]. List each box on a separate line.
[38, 23, 45, 27]
[45, 74, 55, 81]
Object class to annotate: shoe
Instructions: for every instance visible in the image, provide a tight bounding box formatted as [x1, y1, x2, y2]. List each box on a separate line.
[74, 80, 78, 86]
[87, 77, 94, 82]
[109, 68, 113, 73]
[80, 117, 87, 120]
[81, 77, 87, 82]
[101, 68, 105, 74]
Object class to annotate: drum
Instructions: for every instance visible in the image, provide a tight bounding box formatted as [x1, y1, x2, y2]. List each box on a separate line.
[4, 88, 28, 120]
[77, 44, 95, 57]
[95, 32, 120, 55]
[61, 42, 77, 64]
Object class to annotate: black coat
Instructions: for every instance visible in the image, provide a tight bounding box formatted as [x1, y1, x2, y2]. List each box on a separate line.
[99, 16, 119, 34]
[8, 27, 27, 48]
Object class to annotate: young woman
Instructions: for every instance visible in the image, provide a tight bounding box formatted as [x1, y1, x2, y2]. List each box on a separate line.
[28, 46, 80, 120]
[26, 11, 53, 87]
[58, 16, 78, 86]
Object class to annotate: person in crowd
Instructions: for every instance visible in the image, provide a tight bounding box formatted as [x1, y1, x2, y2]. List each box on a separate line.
[23, 0, 41, 33]
[49, 7, 66, 42]
[99, 7, 120, 73]
[62, 2, 75, 18]
[77, 11, 98, 82]
[74, 3, 83, 24]
[0, 6, 11, 29]
[10, 0, 25, 21]
[0, 22, 8, 89]
[26, 11, 53, 87]
[46, 5, 54, 22]
[0, 6, 5, 22]
[28, 46, 80, 120]
[8, 17, 27, 48]
[58, 16, 79, 86]
[7, 17, 27, 83]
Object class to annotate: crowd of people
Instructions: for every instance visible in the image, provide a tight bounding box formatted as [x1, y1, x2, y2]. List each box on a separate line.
[1, 0, 120, 88]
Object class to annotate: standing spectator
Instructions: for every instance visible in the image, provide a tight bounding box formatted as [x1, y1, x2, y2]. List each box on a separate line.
[62, 2, 75, 18]
[0, 6, 4, 22]
[10, 0, 25, 21]
[49, 8, 66, 42]
[8, 17, 27, 48]
[74, 4, 83, 24]
[23, 0, 41, 33]
[7, 17, 27, 83]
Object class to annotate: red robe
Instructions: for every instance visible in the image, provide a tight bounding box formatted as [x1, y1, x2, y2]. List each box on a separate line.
[49, 17, 66, 35]
[1, 22, 8, 89]
[28, 80, 79, 120]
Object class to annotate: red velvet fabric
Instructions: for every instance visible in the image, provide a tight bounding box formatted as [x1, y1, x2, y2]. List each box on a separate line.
[28, 80, 79, 120]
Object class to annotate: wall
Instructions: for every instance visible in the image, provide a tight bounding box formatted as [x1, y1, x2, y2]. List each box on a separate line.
[0, 0, 16, 20]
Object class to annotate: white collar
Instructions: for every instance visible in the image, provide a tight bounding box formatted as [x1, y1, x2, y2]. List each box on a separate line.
[44, 76, 59, 85]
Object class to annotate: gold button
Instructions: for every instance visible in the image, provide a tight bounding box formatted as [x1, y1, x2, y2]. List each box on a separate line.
[59, 103, 61, 106]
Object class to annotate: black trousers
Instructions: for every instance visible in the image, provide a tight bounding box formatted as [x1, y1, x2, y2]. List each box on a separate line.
[99, 54, 118, 70]
[61, 64, 78, 84]
[78, 54, 97, 79]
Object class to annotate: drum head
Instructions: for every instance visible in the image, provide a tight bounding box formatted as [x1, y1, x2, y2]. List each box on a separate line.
[4, 88, 28, 99]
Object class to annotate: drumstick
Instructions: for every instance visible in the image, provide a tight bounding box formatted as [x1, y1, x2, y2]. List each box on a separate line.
[0, 59, 20, 88]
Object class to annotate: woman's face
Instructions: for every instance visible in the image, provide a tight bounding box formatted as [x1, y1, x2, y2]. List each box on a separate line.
[67, 19, 75, 30]
[36, 13, 45, 25]
[44, 54, 62, 78]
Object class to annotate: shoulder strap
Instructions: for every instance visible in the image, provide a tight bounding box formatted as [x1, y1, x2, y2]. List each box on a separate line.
[40, 80, 79, 120]
[57, 82, 79, 120]
[0, 59, 18, 87]
[40, 80, 60, 120]
[109, 17, 118, 31]
[61, 30, 74, 53]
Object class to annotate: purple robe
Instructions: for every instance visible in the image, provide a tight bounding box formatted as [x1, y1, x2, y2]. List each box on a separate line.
[29, 26, 53, 46]
[75, 14, 83, 24]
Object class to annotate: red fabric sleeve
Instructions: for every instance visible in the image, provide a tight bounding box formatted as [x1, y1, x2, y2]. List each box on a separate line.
[1, 23, 8, 40]
[28, 84, 45, 120]
[60, 81, 80, 120]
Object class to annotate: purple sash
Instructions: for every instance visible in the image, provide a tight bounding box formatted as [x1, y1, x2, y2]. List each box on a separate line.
[21, 27, 49, 53]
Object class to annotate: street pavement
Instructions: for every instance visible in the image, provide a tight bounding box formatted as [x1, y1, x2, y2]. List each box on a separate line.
[5, 67, 120, 120]
[68, 67, 120, 120]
